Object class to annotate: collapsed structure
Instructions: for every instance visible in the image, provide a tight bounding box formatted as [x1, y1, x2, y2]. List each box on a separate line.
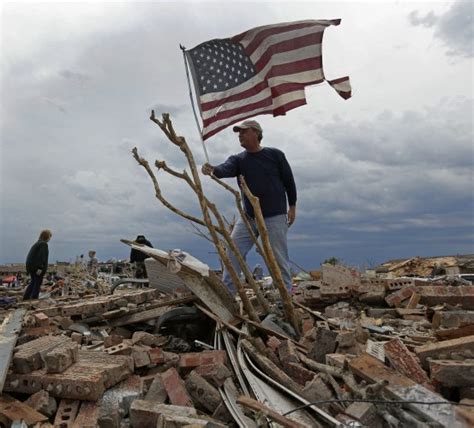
[1, 113, 473, 427]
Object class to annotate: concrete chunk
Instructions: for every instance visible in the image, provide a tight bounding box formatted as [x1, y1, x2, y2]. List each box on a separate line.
[130, 401, 197, 428]
[185, 371, 221, 413]
[24, 390, 57, 418]
[415, 335, 474, 368]
[13, 335, 70, 374]
[44, 341, 79, 373]
[429, 359, 474, 387]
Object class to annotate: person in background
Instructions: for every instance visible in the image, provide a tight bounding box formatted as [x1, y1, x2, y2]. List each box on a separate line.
[87, 250, 98, 278]
[23, 229, 52, 300]
[130, 235, 153, 278]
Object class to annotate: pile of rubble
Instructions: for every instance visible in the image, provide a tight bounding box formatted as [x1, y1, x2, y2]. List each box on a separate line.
[1, 259, 474, 427]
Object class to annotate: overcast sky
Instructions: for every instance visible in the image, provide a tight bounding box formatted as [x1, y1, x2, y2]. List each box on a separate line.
[1, 0, 473, 271]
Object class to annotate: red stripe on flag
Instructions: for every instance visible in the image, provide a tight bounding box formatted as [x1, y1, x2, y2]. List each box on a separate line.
[273, 98, 307, 116]
[202, 96, 273, 127]
[201, 81, 269, 111]
[265, 57, 322, 79]
[252, 33, 323, 71]
[240, 22, 323, 53]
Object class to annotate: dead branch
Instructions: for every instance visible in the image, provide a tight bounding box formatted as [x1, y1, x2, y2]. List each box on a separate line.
[237, 395, 307, 428]
[132, 147, 210, 229]
[240, 175, 301, 336]
[145, 112, 260, 323]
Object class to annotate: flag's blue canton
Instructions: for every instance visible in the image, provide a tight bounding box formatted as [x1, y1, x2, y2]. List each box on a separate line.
[189, 39, 256, 96]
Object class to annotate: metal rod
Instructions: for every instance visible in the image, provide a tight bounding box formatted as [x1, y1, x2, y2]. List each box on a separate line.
[180, 44, 210, 163]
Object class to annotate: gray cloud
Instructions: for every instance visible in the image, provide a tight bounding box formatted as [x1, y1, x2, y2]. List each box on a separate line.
[408, 10, 438, 27]
[1, 1, 473, 271]
[409, 1, 474, 57]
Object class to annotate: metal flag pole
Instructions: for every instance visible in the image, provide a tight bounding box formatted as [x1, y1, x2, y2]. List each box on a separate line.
[180, 44, 210, 164]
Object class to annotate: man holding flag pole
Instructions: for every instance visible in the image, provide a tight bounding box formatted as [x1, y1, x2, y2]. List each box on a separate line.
[182, 18, 351, 294]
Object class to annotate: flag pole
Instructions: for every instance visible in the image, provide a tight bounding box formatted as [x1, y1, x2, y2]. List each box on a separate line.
[180, 44, 210, 164]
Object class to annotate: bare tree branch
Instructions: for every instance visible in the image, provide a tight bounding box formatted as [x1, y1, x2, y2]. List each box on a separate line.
[240, 175, 301, 336]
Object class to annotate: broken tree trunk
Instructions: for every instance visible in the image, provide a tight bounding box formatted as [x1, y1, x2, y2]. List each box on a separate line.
[240, 175, 301, 336]
[133, 112, 259, 323]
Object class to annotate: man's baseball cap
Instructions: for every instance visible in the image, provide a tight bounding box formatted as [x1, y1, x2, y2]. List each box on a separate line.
[232, 120, 262, 133]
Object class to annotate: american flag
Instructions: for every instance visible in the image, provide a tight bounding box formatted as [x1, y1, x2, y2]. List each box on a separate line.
[185, 19, 351, 140]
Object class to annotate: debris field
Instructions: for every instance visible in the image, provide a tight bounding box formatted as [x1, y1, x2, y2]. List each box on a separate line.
[1, 258, 474, 428]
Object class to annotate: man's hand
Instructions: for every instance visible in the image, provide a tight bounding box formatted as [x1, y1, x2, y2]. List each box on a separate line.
[287, 205, 296, 227]
[201, 163, 215, 176]
[36, 269, 43, 276]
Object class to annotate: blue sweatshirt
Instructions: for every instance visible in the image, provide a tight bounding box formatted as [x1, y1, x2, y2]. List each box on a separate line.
[213, 147, 297, 218]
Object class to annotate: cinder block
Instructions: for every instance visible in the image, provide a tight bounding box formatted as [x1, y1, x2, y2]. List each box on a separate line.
[105, 341, 132, 355]
[54, 399, 80, 427]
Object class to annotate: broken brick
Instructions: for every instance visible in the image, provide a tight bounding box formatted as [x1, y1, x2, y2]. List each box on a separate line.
[161, 367, 193, 407]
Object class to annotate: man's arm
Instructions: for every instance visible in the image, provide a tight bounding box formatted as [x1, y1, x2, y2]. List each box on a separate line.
[278, 151, 297, 226]
[287, 205, 296, 227]
[201, 155, 239, 178]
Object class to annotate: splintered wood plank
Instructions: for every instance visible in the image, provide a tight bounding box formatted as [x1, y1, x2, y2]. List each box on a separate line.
[0, 394, 48, 425]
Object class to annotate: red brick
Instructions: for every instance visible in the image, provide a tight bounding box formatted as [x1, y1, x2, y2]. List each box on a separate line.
[145, 375, 167, 402]
[266, 336, 281, 353]
[277, 340, 300, 366]
[194, 363, 232, 388]
[105, 341, 132, 355]
[302, 317, 315, 334]
[286, 362, 315, 385]
[33, 312, 49, 327]
[417, 286, 474, 309]
[384, 338, 430, 385]
[0, 395, 48, 426]
[132, 346, 151, 368]
[148, 347, 166, 365]
[44, 341, 79, 373]
[5, 351, 132, 401]
[178, 350, 227, 369]
[161, 367, 193, 407]
[385, 286, 416, 307]
[24, 390, 57, 418]
[54, 399, 80, 427]
[72, 401, 99, 428]
[13, 335, 70, 374]
[185, 371, 221, 412]
[385, 278, 415, 291]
